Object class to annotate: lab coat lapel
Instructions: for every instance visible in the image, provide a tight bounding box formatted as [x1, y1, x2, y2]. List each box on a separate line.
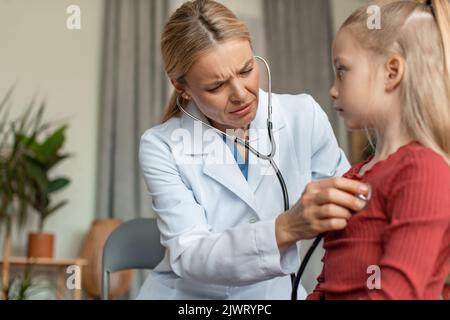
[247, 90, 286, 194]
[180, 101, 259, 215]
[202, 149, 258, 215]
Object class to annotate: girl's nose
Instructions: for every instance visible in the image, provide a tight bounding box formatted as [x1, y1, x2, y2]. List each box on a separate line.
[329, 84, 338, 100]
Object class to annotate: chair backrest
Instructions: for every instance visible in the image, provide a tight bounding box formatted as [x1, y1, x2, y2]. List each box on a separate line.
[102, 218, 165, 299]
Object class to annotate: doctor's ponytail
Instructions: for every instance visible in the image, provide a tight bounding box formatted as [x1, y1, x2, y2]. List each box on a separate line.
[160, 0, 252, 123]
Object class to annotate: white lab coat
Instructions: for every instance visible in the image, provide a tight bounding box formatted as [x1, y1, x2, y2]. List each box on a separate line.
[137, 90, 350, 300]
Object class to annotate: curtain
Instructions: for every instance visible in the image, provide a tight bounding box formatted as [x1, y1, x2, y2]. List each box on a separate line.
[96, 0, 169, 298]
[262, 0, 347, 294]
[262, 0, 349, 155]
[96, 0, 168, 221]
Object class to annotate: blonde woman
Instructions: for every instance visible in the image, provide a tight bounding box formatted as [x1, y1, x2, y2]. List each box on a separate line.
[137, 0, 369, 299]
[308, 0, 450, 300]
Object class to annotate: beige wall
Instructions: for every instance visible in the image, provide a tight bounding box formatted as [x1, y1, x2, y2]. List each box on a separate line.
[331, 0, 369, 33]
[0, 0, 104, 258]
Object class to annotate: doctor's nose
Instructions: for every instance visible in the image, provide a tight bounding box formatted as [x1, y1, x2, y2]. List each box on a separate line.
[229, 80, 248, 104]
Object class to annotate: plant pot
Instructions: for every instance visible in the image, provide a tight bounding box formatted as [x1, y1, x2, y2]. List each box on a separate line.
[27, 232, 55, 258]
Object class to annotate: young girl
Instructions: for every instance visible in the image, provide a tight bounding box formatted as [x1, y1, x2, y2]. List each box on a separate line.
[308, 0, 450, 299]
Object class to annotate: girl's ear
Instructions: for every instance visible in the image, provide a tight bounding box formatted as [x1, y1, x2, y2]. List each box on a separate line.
[384, 54, 405, 92]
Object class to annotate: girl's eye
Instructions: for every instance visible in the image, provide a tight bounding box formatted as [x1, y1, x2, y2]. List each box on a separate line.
[337, 67, 346, 79]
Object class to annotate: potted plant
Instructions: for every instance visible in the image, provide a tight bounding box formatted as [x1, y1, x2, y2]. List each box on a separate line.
[22, 124, 71, 258]
[0, 89, 71, 259]
[0, 88, 45, 296]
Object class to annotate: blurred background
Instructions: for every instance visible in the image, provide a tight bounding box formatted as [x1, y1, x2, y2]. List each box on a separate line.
[0, 0, 375, 300]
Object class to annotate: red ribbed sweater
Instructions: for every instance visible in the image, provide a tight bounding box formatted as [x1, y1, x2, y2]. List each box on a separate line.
[307, 142, 450, 300]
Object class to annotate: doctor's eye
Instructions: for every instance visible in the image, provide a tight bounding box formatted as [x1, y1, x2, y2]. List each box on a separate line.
[240, 68, 253, 76]
[207, 83, 224, 93]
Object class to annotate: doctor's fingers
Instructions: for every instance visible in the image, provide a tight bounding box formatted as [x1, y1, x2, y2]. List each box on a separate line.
[314, 187, 367, 212]
[306, 177, 370, 199]
[317, 218, 348, 233]
[316, 204, 352, 220]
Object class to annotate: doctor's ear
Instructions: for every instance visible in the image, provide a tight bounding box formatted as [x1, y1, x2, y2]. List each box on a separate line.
[384, 54, 404, 92]
[171, 79, 191, 100]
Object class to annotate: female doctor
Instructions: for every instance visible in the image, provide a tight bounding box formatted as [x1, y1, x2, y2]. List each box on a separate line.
[137, 0, 370, 300]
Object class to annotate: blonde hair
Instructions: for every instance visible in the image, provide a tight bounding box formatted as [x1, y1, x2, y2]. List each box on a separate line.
[342, 0, 450, 164]
[160, 0, 252, 123]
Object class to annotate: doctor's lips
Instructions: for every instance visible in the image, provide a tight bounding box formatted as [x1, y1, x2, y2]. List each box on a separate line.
[229, 101, 254, 116]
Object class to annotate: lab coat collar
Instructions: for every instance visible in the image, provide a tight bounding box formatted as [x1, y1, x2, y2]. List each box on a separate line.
[246, 90, 287, 196]
[178, 89, 286, 215]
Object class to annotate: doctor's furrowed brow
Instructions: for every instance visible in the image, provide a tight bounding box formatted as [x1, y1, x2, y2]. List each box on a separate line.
[240, 57, 254, 71]
[205, 57, 254, 87]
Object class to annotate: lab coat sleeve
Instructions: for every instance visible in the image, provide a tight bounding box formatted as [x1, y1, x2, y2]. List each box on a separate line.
[139, 130, 297, 287]
[308, 96, 350, 179]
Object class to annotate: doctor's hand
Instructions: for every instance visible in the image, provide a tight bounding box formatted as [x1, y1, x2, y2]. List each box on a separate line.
[275, 177, 370, 253]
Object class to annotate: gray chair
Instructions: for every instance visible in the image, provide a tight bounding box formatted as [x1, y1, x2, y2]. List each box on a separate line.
[102, 218, 165, 300]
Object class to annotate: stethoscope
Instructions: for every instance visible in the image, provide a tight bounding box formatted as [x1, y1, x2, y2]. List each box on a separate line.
[176, 56, 321, 300]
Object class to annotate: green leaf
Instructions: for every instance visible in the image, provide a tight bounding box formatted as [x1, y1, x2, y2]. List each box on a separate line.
[0, 85, 15, 152]
[0, 85, 14, 107]
[23, 158, 48, 196]
[44, 200, 68, 217]
[0, 102, 11, 136]
[14, 135, 38, 160]
[30, 101, 45, 136]
[17, 96, 38, 134]
[38, 126, 67, 163]
[14, 168, 29, 230]
[47, 177, 70, 194]
[47, 153, 72, 169]
[0, 85, 15, 124]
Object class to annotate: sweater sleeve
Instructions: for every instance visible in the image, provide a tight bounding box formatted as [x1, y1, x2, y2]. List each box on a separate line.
[364, 150, 450, 299]
[139, 130, 299, 287]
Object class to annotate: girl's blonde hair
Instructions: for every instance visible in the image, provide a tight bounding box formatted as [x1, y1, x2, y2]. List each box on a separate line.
[342, 0, 450, 164]
[160, 0, 251, 123]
